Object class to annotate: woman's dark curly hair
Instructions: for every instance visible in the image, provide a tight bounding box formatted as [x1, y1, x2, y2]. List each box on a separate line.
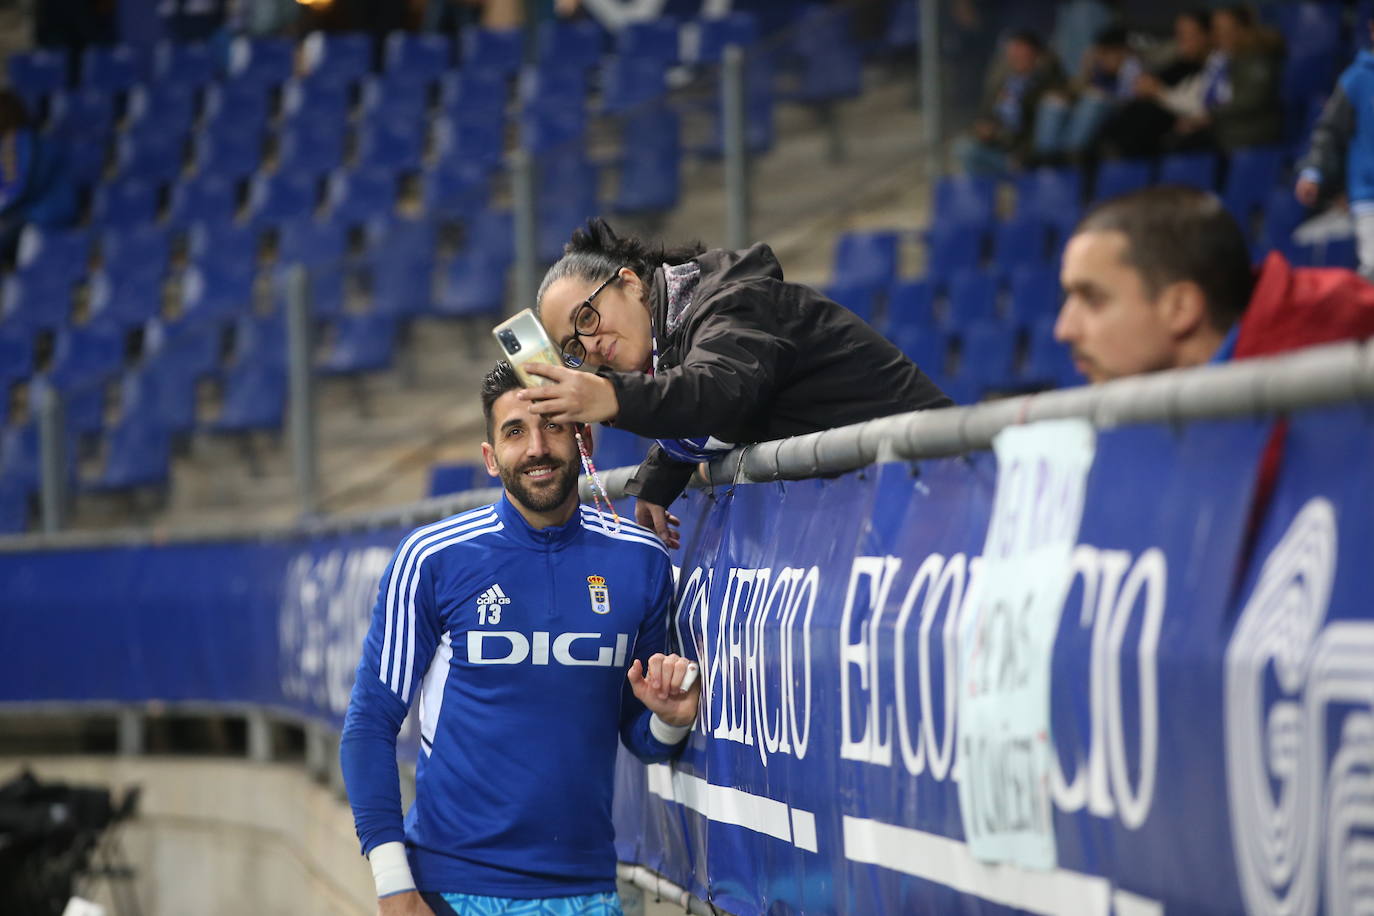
[534, 218, 704, 318]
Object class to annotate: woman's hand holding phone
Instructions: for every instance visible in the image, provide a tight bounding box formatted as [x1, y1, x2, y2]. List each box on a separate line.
[517, 363, 620, 424]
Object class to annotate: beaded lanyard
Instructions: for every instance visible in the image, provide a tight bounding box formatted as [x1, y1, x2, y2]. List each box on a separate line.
[575, 427, 620, 531]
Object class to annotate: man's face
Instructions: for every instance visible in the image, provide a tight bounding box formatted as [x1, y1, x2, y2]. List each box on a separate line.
[1055, 231, 1179, 383]
[1174, 16, 1209, 61]
[1005, 39, 1038, 75]
[482, 390, 581, 514]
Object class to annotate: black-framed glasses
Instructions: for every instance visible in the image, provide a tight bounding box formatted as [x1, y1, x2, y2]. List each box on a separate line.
[558, 270, 622, 368]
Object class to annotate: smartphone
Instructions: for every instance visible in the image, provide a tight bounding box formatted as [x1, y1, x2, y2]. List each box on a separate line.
[492, 309, 563, 388]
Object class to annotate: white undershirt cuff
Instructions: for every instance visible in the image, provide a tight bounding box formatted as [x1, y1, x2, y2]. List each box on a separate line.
[650, 714, 692, 745]
[369, 841, 416, 898]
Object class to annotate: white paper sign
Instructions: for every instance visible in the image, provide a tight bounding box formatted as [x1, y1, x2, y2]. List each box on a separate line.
[956, 418, 1096, 869]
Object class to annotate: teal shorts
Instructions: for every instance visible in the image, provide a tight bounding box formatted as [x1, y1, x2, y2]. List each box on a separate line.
[421, 890, 623, 916]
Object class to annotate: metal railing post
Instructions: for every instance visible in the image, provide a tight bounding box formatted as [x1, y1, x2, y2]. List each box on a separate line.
[919, 0, 943, 178]
[118, 707, 145, 756]
[511, 147, 539, 312]
[246, 710, 272, 763]
[37, 381, 65, 534]
[723, 45, 752, 250]
[286, 266, 319, 516]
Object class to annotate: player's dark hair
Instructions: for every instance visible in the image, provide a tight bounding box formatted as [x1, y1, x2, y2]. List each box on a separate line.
[534, 218, 705, 317]
[1075, 186, 1254, 331]
[481, 361, 521, 440]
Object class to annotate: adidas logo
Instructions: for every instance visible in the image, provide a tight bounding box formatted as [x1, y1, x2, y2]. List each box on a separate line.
[477, 584, 512, 607]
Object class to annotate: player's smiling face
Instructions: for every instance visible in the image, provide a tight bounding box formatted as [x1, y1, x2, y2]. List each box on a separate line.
[481, 390, 582, 517]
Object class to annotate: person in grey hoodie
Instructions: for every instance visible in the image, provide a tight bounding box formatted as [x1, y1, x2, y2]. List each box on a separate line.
[1296, 19, 1374, 280]
[515, 219, 953, 548]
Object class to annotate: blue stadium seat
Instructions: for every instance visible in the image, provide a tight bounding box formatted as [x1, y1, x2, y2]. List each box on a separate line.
[703, 52, 774, 155]
[8, 49, 68, 107]
[203, 81, 273, 131]
[432, 114, 505, 171]
[63, 135, 109, 187]
[1, 275, 72, 331]
[188, 221, 259, 273]
[612, 127, 680, 213]
[959, 319, 1017, 389]
[1006, 264, 1061, 328]
[167, 174, 239, 227]
[355, 117, 426, 171]
[992, 216, 1053, 275]
[301, 31, 373, 89]
[153, 41, 218, 88]
[1023, 316, 1080, 388]
[884, 0, 919, 50]
[924, 223, 985, 289]
[946, 269, 1000, 327]
[192, 123, 264, 179]
[385, 31, 453, 85]
[618, 18, 680, 67]
[0, 327, 35, 387]
[462, 208, 515, 264]
[362, 216, 437, 315]
[48, 320, 126, 390]
[0, 421, 43, 490]
[460, 27, 523, 78]
[143, 315, 223, 383]
[535, 18, 605, 73]
[44, 88, 115, 140]
[520, 63, 588, 118]
[1158, 152, 1219, 191]
[213, 361, 286, 432]
[0, 477, 29, 534]
[229, 313, 287, 367]
[824, 280, 878, 324]
[227, 36, 295, 90]
[87, 270, 163, 327]
[273, 261, 346, 317]
[791, 5, 863, 102]
[278, 218, 348, 268]
[90, 177, 159, 228]
[125, 84, 198, 137]
[275, 117, 346, 175]
[592, 426, 647, 469]
[180, 264, 255, 322]
[1094, 158, 1153, 201]
[86, 410, 172, 490]
[318, 313, 399, 374]
[1223, 146, 1284, 225]
[17, 225, 92, 278]
[437, 69, 508, 116]
[114, 126, 186, 185]
[280, 76, 353, 125]
[883, 279, 936, 336]
[521, 104, 587, 156]
[124, 353, 202, 437]
[436, 251, 506, 317]
[600, 56, 668, 114]
[539, 201, 597, 262]
[80, 45, 146, 92]
[326, 168, 397, 226]
[831, 230, 902, 295]
[247, 170, 320, 225]
[428, 463, 480, 496]
[358, 73, 428, 125]
[423, 159, 491, 217]
[697, 12, 759, 64]
[889, 325, 947, 378]
[933, 175, 997, 232]
[105, 224, 171, 284]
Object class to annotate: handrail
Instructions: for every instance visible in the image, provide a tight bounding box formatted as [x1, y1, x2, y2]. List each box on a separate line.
[2, 338, 1370, 552]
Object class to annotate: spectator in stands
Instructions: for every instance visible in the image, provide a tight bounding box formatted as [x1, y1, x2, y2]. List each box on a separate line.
[1171, 5, 1283, 152]
[518, 219, 953, 547]
[1032, 26, 1144, 163]
[953, 30, 1066, 176]
[1097, 10, 1211, 158]
[0, 92, 78, 265]
[1055, 187, 1374, 385]
[1295, 18, 1374, 281]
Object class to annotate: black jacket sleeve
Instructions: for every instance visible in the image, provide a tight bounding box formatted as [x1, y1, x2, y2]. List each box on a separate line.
[607, 284, 798, 439]
[623, 442, 698, 505]
[1297, 84, 1353, 192]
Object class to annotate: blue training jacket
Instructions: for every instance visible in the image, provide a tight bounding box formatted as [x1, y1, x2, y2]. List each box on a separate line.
[1299, 50, 1374, 204]
[339, 496, 684, 897]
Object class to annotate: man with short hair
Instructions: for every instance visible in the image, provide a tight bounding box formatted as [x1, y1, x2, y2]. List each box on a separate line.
[341, 361, 698, 916]
[1055, 186, 1374, 383]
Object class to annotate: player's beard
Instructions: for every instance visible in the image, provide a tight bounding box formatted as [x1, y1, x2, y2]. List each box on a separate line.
[499, 455, 579, 514]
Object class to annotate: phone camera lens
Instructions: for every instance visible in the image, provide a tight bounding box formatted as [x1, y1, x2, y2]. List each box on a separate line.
[499, 330, 521, 353]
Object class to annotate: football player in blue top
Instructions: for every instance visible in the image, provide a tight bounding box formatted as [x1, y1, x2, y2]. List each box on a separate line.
[340, 361, 700, 916]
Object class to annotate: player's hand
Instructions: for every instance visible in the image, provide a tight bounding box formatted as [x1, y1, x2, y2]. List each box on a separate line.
[1295, 177, 1320, 207]
[636, 499, 681, 549]
[628, 653, 700, 727]
[378, 891, 434, 916]
[517, 363, 620, 424]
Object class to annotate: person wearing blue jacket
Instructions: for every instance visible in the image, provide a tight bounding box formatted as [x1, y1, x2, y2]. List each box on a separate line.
[340, 361, 699, 916]
[1296, 22, 1374, 280]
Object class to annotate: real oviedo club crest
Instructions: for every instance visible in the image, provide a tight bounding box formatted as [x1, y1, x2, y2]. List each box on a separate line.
[587, 575, 611, 615]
